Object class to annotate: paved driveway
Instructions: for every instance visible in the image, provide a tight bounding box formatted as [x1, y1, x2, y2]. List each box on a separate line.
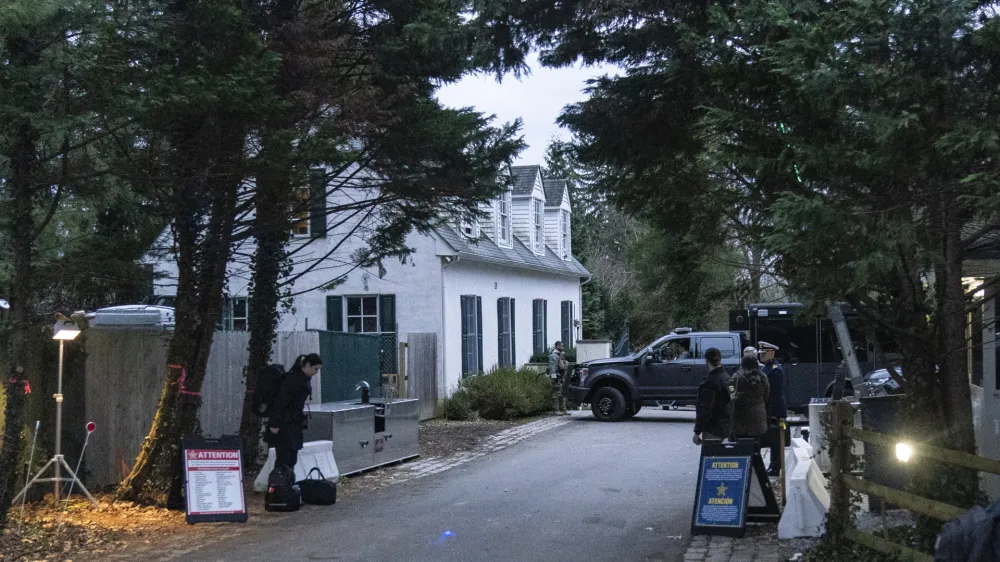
[170, 409, 700, 562]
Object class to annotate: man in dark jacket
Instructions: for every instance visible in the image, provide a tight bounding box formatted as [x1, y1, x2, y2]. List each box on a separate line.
[265, 353, 322, 469]
[693, 347, 732, 445]
[759, 341, 786, 476]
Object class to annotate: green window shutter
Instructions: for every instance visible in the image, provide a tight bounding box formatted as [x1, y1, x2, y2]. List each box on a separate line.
[309, 168, 327, 238]
[461, 296, 470, 376]
[326, 296, 343, 331]
[561, 300, 571, 345]
[532, 300, 540, 355]
[476, 296, 483, 372]
[543, 301, 548, 351]
[379, 294, 396, 333]
[510, 298, 516, 366]
[497, 298, 505, 367]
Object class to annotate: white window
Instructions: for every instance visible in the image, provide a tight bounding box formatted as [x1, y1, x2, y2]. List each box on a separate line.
[560, 210, 570, 258]
[497, 190, 512, 247]
[532, 199, 544, 253]
[460, 215, 480, 238]
[220, 297, 249, 331]
[346, 295, 379, 333]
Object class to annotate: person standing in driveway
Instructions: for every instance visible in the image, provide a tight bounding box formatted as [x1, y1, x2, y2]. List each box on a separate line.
[693, 347, 732, 445]
[549, 341, 569, 415]
[730, 353, 770, 442]
[759, 341, 786, 476]
[265, 353, 322, 470]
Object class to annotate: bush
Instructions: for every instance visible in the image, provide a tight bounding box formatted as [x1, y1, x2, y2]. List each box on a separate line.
[442, 388, 474, 420]
[448, 366, 552, 420]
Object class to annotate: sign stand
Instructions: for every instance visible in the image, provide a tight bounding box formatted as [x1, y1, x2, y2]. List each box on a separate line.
[182, 435, 248, 524]
[691, 438, 780, 537]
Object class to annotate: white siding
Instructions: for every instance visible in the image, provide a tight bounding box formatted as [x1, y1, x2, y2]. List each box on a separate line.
[543, 186, 573, 258]
[479, 199, 497, 241]
[511, 197, 532, 245]
[441, 260, 583, 395]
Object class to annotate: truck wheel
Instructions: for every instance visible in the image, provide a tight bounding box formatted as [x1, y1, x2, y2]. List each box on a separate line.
[591, 387, 627, 422]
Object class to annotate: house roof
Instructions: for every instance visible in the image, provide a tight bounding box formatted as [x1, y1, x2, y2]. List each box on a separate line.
[542, 179, 567, 207]
[435, 225, 590, 278]
[510, 165, 541, 196]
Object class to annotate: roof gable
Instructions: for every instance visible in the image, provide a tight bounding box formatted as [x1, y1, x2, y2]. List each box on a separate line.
[510, 165, 542, 196]
[542, 179, 568, 207]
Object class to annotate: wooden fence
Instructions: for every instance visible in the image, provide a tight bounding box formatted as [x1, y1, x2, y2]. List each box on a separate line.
[826, 401, 1000, 562]
[84, 330, 319, 488]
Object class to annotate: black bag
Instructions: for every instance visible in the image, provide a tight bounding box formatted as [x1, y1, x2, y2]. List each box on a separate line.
[264, 465, 301, 512]
[252, 363, 286, 417]
[296, 467, 337, 506]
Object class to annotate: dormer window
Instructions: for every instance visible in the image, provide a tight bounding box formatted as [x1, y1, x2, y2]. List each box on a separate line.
[497, 190, 512, 247]
[532, 199, 544, 254]
[460, 215, 480, 238]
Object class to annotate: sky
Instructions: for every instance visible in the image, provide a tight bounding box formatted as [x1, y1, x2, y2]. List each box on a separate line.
[436, 55, 619, 166]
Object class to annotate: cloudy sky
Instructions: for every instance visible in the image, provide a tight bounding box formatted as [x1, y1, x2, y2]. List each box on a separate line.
[436, 55, 619, 166]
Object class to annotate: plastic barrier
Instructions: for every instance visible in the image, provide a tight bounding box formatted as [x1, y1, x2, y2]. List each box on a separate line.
[253, 440, 339, 493]
[778, 447, 830, 539]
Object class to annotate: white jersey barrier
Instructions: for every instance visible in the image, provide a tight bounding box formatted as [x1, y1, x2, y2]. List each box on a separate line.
[778, 440, 830, 539]
[253, 440, 340, 493]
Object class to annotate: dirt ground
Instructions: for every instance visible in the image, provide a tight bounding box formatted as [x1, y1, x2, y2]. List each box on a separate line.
[0, 416, 546, 561]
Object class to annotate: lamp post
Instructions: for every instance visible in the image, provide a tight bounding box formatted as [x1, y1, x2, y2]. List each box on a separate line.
[52, 320, 80, 500]
[11, 317, 99, 507]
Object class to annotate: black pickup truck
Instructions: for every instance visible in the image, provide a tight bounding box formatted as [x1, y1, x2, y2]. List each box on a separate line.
[567, 329, 746, 422]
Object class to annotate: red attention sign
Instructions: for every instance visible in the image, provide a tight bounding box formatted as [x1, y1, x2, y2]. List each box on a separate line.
[184, 449, 245, 516]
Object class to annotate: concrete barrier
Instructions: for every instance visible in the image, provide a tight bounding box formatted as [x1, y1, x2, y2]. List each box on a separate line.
[253, 440, 339, 493]
[778, 447, 830, 539]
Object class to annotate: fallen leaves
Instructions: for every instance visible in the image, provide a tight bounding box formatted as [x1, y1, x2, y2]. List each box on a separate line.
[0, 495, 188, 561]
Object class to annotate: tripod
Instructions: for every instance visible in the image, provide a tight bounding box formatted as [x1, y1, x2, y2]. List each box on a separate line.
[11, 337, 99, 508]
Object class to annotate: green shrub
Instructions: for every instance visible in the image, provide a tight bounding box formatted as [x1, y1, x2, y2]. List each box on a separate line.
[454, 366, 552, 420]
[442, 388, 474, 420]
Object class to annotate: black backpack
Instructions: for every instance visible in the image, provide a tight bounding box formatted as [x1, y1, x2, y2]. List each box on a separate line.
[251, 363, 286, 417]
[264, 465, 300, 512]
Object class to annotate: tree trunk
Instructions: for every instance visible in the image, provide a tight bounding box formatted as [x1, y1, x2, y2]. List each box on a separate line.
[905, 197, 980, 550]
[240, 134, 294, 468]
[117, 128, 243, 506]
[0, 124, 40, 529]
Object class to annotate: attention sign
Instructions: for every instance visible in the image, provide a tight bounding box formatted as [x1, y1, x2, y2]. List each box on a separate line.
[691, 439, 755, 537]
[182, 435, 248, 524]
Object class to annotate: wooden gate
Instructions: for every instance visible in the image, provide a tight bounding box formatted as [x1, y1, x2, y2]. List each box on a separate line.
[407, 333, 438, 420]
[317, 331, 381, 402]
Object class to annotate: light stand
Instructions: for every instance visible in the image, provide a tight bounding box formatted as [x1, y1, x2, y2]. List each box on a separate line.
[11, 319, 99, 508]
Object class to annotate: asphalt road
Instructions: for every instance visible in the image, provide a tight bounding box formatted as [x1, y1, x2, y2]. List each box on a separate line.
[187, 409, 701, 562]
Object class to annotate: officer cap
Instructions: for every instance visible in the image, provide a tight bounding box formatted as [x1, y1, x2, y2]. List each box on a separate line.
[758, 341, 779, 351]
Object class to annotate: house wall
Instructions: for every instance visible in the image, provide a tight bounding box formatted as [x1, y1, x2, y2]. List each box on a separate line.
[441, 259, 583, 395]
[981, 290, 1000, 500]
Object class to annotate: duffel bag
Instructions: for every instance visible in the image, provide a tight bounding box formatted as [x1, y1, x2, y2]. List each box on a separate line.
[297, 467, 337, 505]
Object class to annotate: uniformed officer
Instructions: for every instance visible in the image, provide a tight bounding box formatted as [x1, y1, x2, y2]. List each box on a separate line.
[549, 341, 569, 415]
[759, 341, 786, 476]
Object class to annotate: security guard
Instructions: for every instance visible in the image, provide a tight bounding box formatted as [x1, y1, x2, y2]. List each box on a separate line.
[759, 341, 786, 476]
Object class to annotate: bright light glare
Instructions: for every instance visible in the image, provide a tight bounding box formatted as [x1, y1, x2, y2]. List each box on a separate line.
[896, 442, 913, 463]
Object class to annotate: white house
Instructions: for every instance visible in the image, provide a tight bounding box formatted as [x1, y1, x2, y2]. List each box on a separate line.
[151, 164, 590, 398]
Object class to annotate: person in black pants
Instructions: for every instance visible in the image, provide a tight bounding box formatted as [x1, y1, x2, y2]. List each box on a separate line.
[265, 353, 322, 469]
[759, 341, 786, 476]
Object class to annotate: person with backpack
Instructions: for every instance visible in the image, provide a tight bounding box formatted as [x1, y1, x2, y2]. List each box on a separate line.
[730, 353, 770, 442]
[264, 353, 322, 470]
